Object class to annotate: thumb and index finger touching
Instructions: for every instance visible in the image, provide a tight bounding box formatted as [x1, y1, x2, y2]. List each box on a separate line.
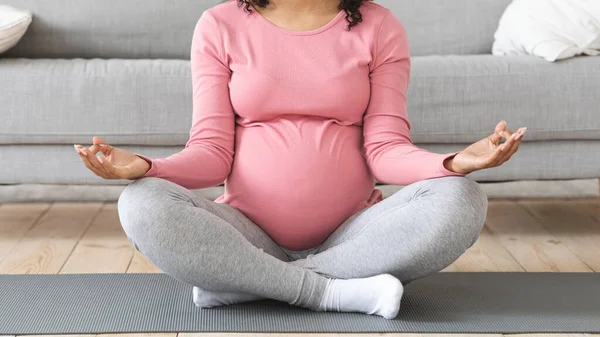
[89, 136, 112, 155]
[489, 120, 514, 145]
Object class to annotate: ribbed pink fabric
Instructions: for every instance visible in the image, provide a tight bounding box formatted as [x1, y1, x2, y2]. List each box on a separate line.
[136, 0, 464, 251]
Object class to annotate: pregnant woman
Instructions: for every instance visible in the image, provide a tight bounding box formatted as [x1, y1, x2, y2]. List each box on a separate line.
[75, 0, 525, 319]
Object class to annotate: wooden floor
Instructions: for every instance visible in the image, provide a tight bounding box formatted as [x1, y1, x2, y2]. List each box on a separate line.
[0, 198, 599, 337]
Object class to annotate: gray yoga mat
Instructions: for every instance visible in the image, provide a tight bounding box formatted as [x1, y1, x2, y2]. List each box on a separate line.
[1, 272, 599, 334]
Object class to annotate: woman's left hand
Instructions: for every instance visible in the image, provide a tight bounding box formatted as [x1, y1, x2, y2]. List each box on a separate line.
[444, 120, 527, 174]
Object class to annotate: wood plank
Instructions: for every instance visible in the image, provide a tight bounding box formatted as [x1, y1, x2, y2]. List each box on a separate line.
[520, 199, 600, 272]
[569, 198, 600, 221]
[485, 200, 592, 272]
[73, 201, 164, 274]
[441, 262, 460, 272]
[450, 227, 525, 272]
[0, 203, 50, 263]
[0, 203, 103, 274]
[551, 198, 599, 221]
[60, 204, 134, 273]
[127, 250, 163, 273]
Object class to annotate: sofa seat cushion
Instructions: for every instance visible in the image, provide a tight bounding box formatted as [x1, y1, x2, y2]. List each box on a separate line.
[1, 58, 193, 146]
[408, 55, 600, 143]
[1, 56, 599, 146]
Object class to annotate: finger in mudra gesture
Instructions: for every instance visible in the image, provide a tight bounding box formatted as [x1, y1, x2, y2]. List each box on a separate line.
[444, 120, 526, 175]
[74, 136, 150, 180]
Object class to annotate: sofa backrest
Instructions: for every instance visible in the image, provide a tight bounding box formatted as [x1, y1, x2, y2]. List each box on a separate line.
[379, 0, 513, 56]
[3, 0, 224, 59]
[3, 0, 512, 59]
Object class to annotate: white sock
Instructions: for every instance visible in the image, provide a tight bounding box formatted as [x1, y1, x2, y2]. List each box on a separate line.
[193, 286, 265, 308]
[318, 274, 404, 319]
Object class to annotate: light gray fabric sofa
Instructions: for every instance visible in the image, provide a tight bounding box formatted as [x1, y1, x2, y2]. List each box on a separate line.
[1, 0, 599, 202]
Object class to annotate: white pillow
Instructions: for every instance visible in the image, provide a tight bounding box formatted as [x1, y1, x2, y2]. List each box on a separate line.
[492, 0, 600, 62]
[0, 5, 33, 54]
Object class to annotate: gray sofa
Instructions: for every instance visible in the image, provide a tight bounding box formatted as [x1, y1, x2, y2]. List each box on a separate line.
[1, 0, 599, 202]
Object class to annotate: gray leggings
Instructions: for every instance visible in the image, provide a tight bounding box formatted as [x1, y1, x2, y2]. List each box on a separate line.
[118, 176, 488, 310]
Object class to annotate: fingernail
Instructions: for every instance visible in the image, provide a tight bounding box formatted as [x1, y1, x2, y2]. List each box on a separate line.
[522, 127, 527, 133]
[74, 144, 79, 152]
[98, 157, 104, 164]
[500, 144, 506, 150]
[515, 134, 522, 140]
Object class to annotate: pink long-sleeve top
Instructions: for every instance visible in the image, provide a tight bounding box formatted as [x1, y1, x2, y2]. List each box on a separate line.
[137, 0, 464, 251]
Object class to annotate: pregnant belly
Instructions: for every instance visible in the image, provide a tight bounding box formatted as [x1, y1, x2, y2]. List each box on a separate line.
[217, 117, 378, 251]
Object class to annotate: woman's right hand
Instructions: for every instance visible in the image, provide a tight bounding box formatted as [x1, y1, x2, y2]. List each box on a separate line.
[75, 136, 150, 180]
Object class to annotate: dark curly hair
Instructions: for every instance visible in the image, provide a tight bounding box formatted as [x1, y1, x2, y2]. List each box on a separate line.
[234, 0, 372, 30]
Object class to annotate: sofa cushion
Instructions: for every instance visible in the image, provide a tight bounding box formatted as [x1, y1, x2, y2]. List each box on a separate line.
[1, 56, 599, 146]
[379, 0, 513, 56]
[1, 58, 192, 145]
[1, 0, 512, 59]
[408, 55, 600, 143]
[1, 0, 223, 59]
